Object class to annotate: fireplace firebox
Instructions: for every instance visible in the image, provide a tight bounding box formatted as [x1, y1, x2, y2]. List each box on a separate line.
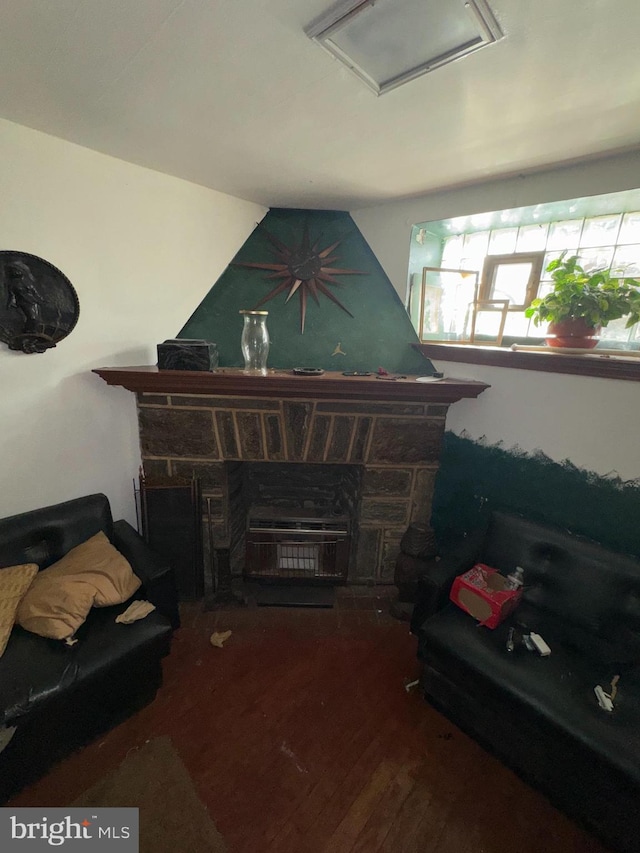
[240, 461, 359, 583]
[245, 508, 350, 583]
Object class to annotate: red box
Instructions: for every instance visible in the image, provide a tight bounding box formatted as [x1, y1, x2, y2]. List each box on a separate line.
[450, 563, 522, 629]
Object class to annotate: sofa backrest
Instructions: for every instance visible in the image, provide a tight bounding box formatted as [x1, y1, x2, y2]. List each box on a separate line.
[0, 494, 113, 571]
[481, 511, 640, 640]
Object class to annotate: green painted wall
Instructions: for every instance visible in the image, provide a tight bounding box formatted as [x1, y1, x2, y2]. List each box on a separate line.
[179, 208, 432, 374]
[432, 432, 640, 557]
[408, 227, 443, 278]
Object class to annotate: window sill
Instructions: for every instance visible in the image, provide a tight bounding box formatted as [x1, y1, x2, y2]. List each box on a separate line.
[413, 343, 640, 382]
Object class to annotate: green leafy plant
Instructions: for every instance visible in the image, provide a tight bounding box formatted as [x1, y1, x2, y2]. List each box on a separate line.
[525, 253, 640, 329]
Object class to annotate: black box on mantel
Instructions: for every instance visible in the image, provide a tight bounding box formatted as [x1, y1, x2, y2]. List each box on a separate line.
[157, 339, 218, 371]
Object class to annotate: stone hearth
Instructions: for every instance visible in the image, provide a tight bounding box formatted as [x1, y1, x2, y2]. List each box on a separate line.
[94, 367, 489, 584]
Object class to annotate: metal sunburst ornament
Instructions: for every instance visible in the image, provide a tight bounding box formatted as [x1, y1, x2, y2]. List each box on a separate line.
[233, 222, 366, 333]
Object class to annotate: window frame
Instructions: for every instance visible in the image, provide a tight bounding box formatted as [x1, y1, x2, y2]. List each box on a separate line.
[479, 251, 545, 310]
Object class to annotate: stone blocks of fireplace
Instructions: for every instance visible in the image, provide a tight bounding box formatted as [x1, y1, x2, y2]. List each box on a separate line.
[137, 393, 447, 584]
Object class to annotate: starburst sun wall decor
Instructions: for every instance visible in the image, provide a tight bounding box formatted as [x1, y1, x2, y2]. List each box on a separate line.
[234, 223, 366, 333]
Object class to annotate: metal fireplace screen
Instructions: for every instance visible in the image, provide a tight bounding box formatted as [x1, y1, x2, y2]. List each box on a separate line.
[245, 510, 350, 582]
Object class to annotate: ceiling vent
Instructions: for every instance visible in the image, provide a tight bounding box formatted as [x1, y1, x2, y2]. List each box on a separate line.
[306, 0, 503, 95]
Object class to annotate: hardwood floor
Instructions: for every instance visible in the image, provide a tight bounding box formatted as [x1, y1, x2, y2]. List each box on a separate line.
[12, 589, 609, 852]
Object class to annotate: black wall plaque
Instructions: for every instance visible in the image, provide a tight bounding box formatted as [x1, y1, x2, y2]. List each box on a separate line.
[0, 251, 79, 353]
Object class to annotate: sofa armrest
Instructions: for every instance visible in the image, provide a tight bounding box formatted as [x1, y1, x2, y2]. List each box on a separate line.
[112, 520, 180, 629]
[409, 543, 479, 635]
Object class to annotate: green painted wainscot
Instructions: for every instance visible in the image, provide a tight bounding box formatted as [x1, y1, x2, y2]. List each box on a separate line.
[432, 432, 640, 558]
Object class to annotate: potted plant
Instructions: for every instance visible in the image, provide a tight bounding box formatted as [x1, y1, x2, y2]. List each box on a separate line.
[525, 253, 640, 348]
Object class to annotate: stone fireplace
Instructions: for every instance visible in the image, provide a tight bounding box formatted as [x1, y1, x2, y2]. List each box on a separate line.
[136, 392, 446, 583]
[95, 367, 489, 584]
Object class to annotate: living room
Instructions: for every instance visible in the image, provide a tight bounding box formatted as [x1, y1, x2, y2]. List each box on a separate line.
[1, 1, 639, 851]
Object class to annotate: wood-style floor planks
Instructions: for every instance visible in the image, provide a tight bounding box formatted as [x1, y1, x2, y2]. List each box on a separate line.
[344, 760, 417, 853]
[321, 758, 402, 852]
[10, 596, 610, 852]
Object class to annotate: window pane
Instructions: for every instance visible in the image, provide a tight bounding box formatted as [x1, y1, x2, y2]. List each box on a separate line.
[488, 227, 518, 255]
[503, 312, 533, 338]
[600, 317, 634, 343]
[408, 273, 423, 327]
[491, 262, 533, 306]
[542, 249, 578, 280]
[536, 283, 554, 300]
[577, 247, 615, 273]
[618, 212, 640, 245]
[612, 245, 640, 277]
[421, 283, 443, 336]
[579, 214, 622, 248]
[420, 269, 476, 341]
[461, 231, 489, 270]
[474, 308, 505, 341]
[547, 219, 583, 249]
[516, 224, 549, 252]
[441, 234, 464, 268]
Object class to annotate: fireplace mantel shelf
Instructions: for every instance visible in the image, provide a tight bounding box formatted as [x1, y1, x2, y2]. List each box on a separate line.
[93, 366, 489, 403]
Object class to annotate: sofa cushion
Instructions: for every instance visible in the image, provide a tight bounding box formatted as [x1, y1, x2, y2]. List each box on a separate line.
[0, 604, 172, 726]
[0, 540, 50, 571]
[480, 512, 640, 640]
[16, 532, 141, 640]
[0, 494, 114, 571]
[0, 564, 39, 657]
[419, 603, 640, 786]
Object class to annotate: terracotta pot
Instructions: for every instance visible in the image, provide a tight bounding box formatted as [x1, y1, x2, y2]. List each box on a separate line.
[545, 319, 600, 349]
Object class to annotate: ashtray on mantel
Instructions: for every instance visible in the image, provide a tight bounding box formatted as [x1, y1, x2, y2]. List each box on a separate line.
[292, 367, 324, 376]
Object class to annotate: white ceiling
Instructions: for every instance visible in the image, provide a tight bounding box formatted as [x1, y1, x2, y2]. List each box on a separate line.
[1, 0, 639, 209]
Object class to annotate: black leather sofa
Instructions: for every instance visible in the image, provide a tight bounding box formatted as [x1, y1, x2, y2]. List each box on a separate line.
[411, 511, 640, 853]
[0, 494, 179, 802]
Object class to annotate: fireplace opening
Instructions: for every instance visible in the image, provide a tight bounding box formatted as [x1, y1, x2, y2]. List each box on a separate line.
[231, 462, 362, 583]
[245, 508, 350, 583]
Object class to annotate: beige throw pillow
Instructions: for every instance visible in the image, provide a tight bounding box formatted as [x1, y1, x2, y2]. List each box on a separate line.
[17, 531, 141, 641]
[0, 563, 39, 657]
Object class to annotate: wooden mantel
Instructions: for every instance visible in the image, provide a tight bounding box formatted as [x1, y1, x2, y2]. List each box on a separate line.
[93, 366, 489, 404]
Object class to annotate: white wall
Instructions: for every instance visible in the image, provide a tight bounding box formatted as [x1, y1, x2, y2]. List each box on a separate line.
[0, 119, 266, 523]
[352, 149, 640, 302]
[352, 151, 640, 480]
[429, 361, 640, 480]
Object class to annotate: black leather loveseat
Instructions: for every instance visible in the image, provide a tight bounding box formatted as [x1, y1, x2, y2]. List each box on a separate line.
[0, 494, 179, 802]
[411, 511, 640, 853]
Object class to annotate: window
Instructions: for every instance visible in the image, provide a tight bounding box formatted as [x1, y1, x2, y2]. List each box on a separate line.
[410, 197, 640, 349]
[479, 253, 544, 309]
